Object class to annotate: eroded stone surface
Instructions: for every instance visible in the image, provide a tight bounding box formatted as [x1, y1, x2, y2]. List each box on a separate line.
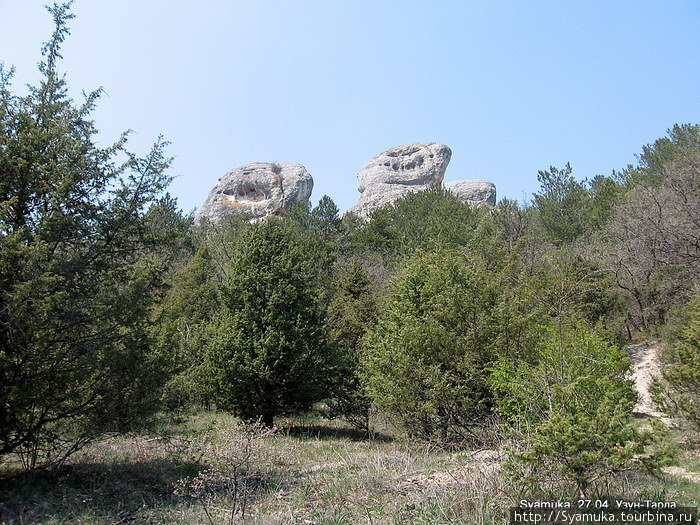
[348, 143, 452, 218]
[195, 162, 313, 223]
[357, 143, 452, 191]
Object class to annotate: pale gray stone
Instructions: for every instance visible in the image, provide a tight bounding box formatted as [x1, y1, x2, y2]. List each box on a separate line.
[348, 143, 452, 218]
[195, 162, 313, 223]
[444, 179, 496, 205]
[357, 143, 452, 191]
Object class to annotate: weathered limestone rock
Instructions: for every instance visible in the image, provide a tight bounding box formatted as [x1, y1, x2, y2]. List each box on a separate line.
[348, 143, 452, 218]
[444, 179, 496, 205]
[195, 162, 313, 223]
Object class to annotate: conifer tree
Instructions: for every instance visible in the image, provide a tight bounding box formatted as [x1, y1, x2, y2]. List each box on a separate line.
[156, 246, 220, 409]
[326, 260, 377, 432]
[362, 251, 506, 442]
[207, 219, 335, 427]
[491, 321, 671, 498]
[0, 2, 175, 467]
[652, 295, 700, 430]
[532, 163, 591, 245]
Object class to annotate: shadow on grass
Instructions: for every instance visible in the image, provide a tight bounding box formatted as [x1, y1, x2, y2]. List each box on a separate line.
[282, 424, 393, 442]
[0, 456, 285, 524]
[0, 458, 201, 523]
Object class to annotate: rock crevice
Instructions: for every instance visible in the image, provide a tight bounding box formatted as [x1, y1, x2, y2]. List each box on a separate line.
[195, 162, 313, 223]
[348, 142, 496, 218]
[195, 144, 498, 222]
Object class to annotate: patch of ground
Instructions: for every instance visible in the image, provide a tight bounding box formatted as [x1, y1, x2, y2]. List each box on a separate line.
[399, 449, 501, 492]
[628, 342, 699, 485]
[628, 343, 665, 418]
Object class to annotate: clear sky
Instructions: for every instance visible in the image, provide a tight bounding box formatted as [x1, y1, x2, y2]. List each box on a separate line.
[1, 1, 699, 214]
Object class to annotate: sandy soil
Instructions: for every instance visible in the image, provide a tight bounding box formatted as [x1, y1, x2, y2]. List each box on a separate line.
[628, 343, 665, 418]
[628, 342, 699, 484]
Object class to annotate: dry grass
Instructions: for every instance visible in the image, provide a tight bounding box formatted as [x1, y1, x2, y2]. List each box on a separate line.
[0, 411, 697, 524]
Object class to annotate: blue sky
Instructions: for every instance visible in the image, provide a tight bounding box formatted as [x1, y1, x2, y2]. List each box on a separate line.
[1, 1, 699, 214]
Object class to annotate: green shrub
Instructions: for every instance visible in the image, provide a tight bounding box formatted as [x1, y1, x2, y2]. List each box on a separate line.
[325, 260, 378, 432]
[206, 219, 337, 427]
[362, 251, 507, 443]
[491, 321, 672, 497]
[0, 3, 174, 468]
[652, 294, 700, 431]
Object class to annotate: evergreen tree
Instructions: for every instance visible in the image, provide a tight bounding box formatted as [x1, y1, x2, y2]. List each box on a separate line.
[351, 186, 485, 258]
[354, 187, 479, 255]
[634, 123, 700, 183]
[156, 246, 220, 409]
[532, 163, 590, 245]
[519, 250, 625, 339]
[491, 321, 671, 497]
[310, 195, 343, 238]
[325, 260, 377, 432]
[349, 186, 509, 301]
[586, 174, 624, 231]
[0, 2, 174, 468]
[207, 219, 335, 427]
[362, 251, 507, 442]
[652, 295, 700, 431]
[285, 196, 343, 308]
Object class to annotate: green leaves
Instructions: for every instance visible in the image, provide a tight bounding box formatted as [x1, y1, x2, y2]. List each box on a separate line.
[490, 322, 634, 423]
[652, 295, 700, 430]
[351, 186, 487, 257]
[206, 219, 336, 427]
[492, 321, 670, 497]
[362, 250, 508, 442]
[0, 2, 176, 468]
[532, 163, 591, 245]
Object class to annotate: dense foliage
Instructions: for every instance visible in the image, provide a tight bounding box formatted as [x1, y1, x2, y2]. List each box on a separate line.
[0, 3, 174, 468]
[2, 5, 698, 493]
[324, 260, 377, 432]
[491, 322, 670, 497]
[652, 295, 700, 431]
[206, 219, 337, 427]
[362, 251, 509, 442]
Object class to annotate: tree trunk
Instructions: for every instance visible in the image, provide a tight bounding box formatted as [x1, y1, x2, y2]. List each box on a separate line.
[262, 411, 274, 428]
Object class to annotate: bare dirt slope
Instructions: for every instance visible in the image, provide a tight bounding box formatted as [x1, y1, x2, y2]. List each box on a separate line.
[628, 342, 699, 484]
[628, 343, 665, 418]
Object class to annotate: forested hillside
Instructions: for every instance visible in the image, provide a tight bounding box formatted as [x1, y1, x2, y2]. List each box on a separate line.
[1, 4, 698, 524]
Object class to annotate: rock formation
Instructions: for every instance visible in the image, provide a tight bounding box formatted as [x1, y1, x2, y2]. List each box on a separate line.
[347, 143, 452, 218]
[347, 143, 496, 218]
[195, 162, 313, 223]
[444, 179, 496, 205]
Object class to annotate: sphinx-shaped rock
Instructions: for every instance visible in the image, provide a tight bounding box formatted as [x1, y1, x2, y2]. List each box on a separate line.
[348, 143, 452, 218]
[195, 162, 313, 223]
[444, 179, 496, 205]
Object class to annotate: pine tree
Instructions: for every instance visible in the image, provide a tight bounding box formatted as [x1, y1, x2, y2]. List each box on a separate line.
[532, 163, 591, 245]
[310, 195, 343, 238]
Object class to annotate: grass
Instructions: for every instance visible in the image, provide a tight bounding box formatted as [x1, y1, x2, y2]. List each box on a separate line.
[1, 411, 698, 524]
